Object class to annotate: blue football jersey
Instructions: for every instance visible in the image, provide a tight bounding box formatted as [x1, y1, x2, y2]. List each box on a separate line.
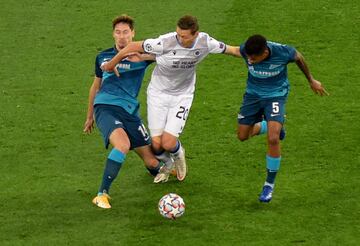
[94, 47, 152, 114]
[240, 41, 296, 98]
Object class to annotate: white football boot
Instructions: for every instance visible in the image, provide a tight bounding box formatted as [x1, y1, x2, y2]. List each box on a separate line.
[154, 164, 173, 183]
[173, 147, 187, 181]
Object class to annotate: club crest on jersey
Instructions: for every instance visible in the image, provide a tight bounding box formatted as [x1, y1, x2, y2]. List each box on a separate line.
[145, 43, 153, 52]
[269, 64, 281, 69]
[194, 50, 201, 57]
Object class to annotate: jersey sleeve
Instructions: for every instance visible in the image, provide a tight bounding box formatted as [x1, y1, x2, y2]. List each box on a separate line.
[239, 43, 247, 57]
[283, 45, 297, 62]
[207, 35, 226, 54]
[142, 37, 164, 55]
[95, 55, 103, 78]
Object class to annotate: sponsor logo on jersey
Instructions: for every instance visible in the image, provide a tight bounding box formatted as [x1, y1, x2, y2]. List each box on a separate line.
[116, 63, 131, 70]
[219, 42, 225, 49]
[269, 64, 281, 69]
[248, 66, 281, 77]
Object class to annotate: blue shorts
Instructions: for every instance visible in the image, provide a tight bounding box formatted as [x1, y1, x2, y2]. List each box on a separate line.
[94, 104, 151, 149]
[238, 93, 287, 125]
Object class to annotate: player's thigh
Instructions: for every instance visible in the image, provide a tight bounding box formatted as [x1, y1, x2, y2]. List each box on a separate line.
[165, 94, 194, 138]
[147, 89, 169, 137]
[263, 97, 287, 124]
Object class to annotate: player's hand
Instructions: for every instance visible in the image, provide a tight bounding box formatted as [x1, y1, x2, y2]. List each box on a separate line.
[101, 61, 120, 77]
[83, 118, 94, 134]
[100, 61, 114, 71]
[309, 79, 329, 96]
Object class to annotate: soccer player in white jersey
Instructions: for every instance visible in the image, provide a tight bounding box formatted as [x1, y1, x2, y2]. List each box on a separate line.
[101, 15, 241, 183]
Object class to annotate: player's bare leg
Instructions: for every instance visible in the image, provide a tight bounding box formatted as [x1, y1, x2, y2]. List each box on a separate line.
[237, 121, 265, 141]
[237, 124, 254, 141]
[134, 145, 161, 177]
[267, 121, 282, 157]
[151, 135, 162, 153]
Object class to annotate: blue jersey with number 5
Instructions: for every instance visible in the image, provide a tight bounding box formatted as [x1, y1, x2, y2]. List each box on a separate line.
[240, 41, 296, 98]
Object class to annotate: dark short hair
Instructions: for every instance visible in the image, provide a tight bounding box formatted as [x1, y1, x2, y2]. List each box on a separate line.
[245, 34, 267, 56]
[112, 15, 134, 30]
[177, 15, 199, 34]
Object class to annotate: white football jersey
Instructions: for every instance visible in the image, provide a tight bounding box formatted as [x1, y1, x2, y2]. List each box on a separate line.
[143, 32, 226, 95]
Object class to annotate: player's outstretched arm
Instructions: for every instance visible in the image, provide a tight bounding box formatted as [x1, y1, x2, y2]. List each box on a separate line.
[101, 41, 145, 74]
[224, 45, 242, 57]
[295, 51, 329, 96]
[83, 77, 101, 133]
[125, 52, 156, 62]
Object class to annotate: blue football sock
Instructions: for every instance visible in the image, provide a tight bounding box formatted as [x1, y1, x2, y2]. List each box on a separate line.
[98, 148, 125, 194]
[146, 162, 161, 176]
[265, 155, 281, 184]
[266, 169, 277, 184]
[259, 120, 268, 135]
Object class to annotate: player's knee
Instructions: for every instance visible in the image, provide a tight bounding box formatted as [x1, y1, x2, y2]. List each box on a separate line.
[160, 134, 177, 151]
[237, 132, 249, 142]
[161, 140, 177, 151]
[150, 135, 163, 152]
[268, 135, 280, 146]
[112, 143, 130, 154]
[151, 141, 162, 153]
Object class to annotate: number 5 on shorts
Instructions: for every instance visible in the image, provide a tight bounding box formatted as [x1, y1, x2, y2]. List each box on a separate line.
[272, 102, 279, 113]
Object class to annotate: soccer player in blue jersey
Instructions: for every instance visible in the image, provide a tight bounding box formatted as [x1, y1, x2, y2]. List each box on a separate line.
[83, 15, 161, 209]
[237, 34, 328, 202]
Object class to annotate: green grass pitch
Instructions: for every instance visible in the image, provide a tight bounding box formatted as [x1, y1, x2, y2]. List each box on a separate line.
[0, 0, 359, 245]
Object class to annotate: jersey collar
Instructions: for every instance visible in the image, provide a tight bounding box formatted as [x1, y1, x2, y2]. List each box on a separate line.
[175, 34, 198, 49]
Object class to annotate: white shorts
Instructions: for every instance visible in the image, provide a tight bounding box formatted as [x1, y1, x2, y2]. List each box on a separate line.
[147, 87, 194, 137]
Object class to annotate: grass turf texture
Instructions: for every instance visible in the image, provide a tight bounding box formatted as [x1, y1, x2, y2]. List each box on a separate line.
[1, 0, 359, 245]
